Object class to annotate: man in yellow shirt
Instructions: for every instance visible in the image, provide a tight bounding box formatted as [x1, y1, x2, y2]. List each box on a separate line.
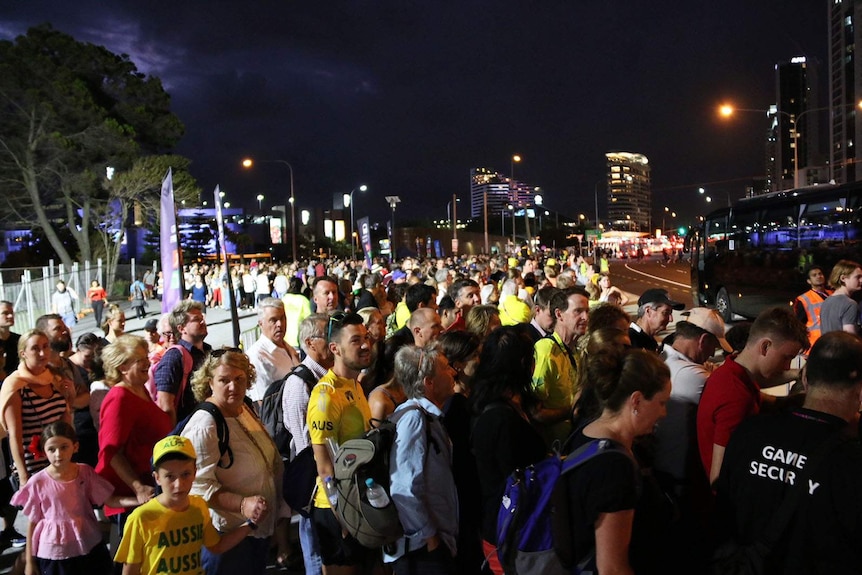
[307, 312, 374, 574]
[531, 287, 590, 447]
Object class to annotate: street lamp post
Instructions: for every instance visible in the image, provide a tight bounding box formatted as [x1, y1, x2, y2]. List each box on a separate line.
[385, 196, 401, 257]
[256, 194, 264, 212]
[718, 102, 862, 190]
[346, 185, 368, 261]
[242, 158, 297, 262]
[446, 196, 460, 255]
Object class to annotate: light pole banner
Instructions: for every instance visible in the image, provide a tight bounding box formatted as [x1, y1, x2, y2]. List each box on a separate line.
[159, 168, 184, 313]
[358, 217, 372, 268]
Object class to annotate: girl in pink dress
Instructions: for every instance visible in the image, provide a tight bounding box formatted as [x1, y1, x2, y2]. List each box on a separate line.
[12, 422, 136, 575]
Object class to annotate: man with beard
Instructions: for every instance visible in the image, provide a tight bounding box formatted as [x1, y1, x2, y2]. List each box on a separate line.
[793, 265, 833, 352]
[531, 287, 590, 447]
[307, 312, 375, 575]
[154, 301, 211, 425]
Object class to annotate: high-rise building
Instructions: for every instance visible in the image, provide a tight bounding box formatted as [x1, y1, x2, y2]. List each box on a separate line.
[772, 57, 819, 190]
[829, 2, 862, 184]
[469, 167, 535, 218]
[606, 152, 651, 232]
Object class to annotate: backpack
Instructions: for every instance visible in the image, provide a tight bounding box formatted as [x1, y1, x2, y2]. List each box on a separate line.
[146, 344, 194, 404]
[496, 438, 631, 575]
[260, 364, 317, 460]
[330, 404, 431, 549]
[171, 401, 236, 469]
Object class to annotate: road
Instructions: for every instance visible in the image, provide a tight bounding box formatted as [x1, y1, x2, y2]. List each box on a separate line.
[610, 257, 693, 312]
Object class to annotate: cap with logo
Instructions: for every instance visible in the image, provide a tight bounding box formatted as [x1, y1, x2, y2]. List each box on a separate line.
[683, 307, 732, 353]
[152, 435, 197, 467]
[637, 288, 684, 311]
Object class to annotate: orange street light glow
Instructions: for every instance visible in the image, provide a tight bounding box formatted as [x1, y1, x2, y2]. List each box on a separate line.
[242, 158, 253, 168]
[719, 105, 734, 117]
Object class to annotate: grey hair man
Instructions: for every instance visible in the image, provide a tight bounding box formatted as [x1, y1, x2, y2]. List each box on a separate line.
[388, 346, 459, 572]
[282, 313, 332, 575]
[629, 288, 684, 352]
[247, 297, 301, 406]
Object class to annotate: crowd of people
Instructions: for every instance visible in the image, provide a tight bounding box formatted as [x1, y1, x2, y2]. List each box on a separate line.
[0, 251, 861, 575]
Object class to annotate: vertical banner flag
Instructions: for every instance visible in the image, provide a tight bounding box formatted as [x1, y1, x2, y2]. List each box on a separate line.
[358, 217, 372, 269]
[214, 185, 241, 347]
[160, 169, 183, 313]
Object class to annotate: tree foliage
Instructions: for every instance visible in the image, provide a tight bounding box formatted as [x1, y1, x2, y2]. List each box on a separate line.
[95, 156, 200, 290]
[0, 24, 185, 272]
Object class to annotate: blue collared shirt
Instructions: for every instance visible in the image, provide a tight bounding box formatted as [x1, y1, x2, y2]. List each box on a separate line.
[388, 397, 459, 560]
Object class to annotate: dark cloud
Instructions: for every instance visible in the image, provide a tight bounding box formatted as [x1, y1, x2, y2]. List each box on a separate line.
[1, 0, 826, 225]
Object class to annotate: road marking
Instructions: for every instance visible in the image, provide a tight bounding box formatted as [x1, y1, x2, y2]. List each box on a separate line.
[623, 263, 691, 289]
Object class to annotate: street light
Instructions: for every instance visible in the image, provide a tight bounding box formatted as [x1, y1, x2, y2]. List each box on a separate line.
[346, 184, 368, 261]
[385, 196, 401, 257]
[256, 194, 264, 212]
[719, 102, 862, 189]
[447, 195, 460, 255]
[242, 158, 297, 262]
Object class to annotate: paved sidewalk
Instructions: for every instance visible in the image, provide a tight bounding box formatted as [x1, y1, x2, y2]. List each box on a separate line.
[70, 300, 260, 349]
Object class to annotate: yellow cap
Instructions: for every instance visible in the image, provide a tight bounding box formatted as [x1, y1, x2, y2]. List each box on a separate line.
[152, 435, 196, 467]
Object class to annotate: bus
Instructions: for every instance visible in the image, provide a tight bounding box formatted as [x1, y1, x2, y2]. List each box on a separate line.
[690, 182, 862, 321]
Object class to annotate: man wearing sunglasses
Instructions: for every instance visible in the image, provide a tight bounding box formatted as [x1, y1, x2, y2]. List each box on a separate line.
[307, 312, 375, 572]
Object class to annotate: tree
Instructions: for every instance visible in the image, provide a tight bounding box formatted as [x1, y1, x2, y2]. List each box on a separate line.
[102, 155, 200, 290]
[0, 25, 184, 269]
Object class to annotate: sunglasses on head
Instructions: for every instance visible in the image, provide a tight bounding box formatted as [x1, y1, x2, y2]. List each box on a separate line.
[326, 311, 362, 342]
[211, 347, 242, 359]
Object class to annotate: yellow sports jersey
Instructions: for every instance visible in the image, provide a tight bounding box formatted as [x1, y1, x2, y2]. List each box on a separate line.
[114, 496, 220, 575]
[307, 370, 372, 509]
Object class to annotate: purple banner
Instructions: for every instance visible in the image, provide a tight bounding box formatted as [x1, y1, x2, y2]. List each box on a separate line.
[358, 216, 372, 268]
[159, 169, 184, 313]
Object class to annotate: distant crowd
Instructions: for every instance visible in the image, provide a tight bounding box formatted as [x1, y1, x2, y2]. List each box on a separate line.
[1, 251, 862, 574]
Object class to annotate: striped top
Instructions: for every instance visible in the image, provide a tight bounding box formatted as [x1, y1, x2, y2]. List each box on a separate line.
[18, 386, 67, 477]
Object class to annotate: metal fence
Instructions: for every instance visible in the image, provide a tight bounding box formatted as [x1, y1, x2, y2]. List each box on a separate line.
[0, 259, 157, 331]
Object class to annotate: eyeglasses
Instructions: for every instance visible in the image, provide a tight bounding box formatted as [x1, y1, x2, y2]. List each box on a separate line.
[211, 347, 242, 359]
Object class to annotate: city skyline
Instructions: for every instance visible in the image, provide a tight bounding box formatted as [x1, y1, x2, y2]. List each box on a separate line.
[0, 2, 826, 230]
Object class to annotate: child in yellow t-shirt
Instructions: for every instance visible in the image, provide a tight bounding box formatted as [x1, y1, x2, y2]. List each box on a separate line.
[114, 436, 264, 575]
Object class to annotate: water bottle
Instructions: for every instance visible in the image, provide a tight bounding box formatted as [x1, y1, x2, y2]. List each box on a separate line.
[323, 476, 338, 507]
[365, 478, 390, 509]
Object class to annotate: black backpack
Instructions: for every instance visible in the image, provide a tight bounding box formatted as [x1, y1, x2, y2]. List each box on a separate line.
[260, 364, 317, 459]
[170, 400, 254, 470]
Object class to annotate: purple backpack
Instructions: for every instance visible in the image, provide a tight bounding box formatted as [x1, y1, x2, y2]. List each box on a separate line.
[495, 438, 629, 575]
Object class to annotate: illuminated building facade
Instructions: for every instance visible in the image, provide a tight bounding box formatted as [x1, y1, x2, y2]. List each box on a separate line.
[829, 1, 862, 184]
[606, 152, 651, 232]
[469, 167, 535, 217]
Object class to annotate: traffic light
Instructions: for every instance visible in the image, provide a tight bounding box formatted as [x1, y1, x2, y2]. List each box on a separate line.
[678, 226, 687, 236]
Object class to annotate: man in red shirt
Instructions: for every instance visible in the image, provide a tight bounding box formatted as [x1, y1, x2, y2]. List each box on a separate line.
[696, 306, 809, 486]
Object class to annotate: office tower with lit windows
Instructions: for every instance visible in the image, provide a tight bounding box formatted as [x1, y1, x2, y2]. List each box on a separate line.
[469, 168, 535, 217]
[606, 152, 651, 232]
[829, 1, 862, 184]
[771, 57, 820, 190]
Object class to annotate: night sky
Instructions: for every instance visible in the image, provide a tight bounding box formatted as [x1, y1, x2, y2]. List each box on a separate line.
[1, 1, 827, 230]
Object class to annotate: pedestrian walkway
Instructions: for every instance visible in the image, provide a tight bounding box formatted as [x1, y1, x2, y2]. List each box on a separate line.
[70, 301, 260, 349]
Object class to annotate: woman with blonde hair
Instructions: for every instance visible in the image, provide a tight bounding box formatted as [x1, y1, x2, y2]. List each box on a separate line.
[181, 349, 281, 575]
[95, 335, 172, 522]
[0, 330, 72, 486]
[100, 304, 125, 344]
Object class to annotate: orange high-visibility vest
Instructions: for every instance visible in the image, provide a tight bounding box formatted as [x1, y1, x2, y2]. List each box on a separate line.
[796, 289, 829, 348]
